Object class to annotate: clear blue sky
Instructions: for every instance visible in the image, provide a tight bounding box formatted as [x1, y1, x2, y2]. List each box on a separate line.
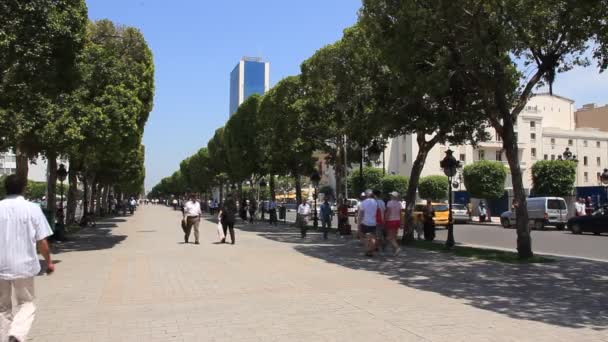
[86, 1, 607, 191]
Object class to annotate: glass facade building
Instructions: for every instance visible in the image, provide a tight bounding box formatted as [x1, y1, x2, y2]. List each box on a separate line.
[229, 57, 270, 116]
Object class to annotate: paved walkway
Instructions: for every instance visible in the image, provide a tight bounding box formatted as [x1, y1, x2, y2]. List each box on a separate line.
[28, 206, 608, 341]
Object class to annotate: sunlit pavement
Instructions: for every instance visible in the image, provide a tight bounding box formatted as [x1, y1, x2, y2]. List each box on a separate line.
[29, 205, 608, 341]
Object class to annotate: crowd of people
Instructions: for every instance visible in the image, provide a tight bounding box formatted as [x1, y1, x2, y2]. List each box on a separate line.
[575, 196, 601, 216]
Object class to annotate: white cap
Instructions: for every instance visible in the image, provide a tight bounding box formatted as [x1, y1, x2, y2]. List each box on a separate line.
[390, 191, 399, 198]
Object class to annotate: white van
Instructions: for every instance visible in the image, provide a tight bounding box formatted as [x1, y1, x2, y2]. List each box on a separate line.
[500, 197, 568, 230]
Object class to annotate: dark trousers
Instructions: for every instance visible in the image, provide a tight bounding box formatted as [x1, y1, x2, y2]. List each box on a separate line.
[269, 209, 277, 225]
[423, 220, 435, 241]
[248, 210, 255, 223]
[321, 219, 332, 239]
[222, 220, 235, 244]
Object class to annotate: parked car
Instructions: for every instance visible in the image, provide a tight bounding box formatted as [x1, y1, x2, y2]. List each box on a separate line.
[346, 198, 359, 216]
[568, 205, 608, 235]
[500, 197, 568, 230]
[413, 202, 450, 227]
[451, 203, 470, 224]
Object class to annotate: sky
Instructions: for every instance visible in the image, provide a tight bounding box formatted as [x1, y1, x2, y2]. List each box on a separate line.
[85, 1, 608, 192]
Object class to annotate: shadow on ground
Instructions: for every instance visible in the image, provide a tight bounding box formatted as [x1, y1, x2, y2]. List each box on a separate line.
[240, 220, 608, 330]
[51, 218, 127, 254]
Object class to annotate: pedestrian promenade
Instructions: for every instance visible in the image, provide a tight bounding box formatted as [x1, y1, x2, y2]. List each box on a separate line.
[29, 206, 607, 341]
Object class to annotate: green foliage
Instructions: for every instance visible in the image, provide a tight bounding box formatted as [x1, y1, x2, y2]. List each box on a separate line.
[347, 167, 384, 196]
[224, 95, 263, 181]
[532, 160, 577, 197]
[463, 161, 508, 199]
[26, 181, 47, 200]
[418, 176, 448, 201]
[380, 175, 409, 197]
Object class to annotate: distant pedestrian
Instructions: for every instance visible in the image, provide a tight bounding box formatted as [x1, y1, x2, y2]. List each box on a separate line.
[182, 194, 202, 244]
[359, 190, 379, 257]
[219, 194, 237, 244]
[422, 199, 436, 241]
[0, 175, 55, 342]
[319, 198, 334, 240]
[575, 198, 586, 217]
[385, 192, 402, 256]
[337, 198, 350, 236]
[478, 201, 487, 222]
[239, 200, 248, 222]
[248, 198, 257, 224]
[585, 197, 594, 215]
[297, 200, 311, 238]
[268, 199, 278, 226]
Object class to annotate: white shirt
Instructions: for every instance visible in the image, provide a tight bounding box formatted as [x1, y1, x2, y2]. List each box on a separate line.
[360, 198, 379, 226]
[575, 202, 585, 216]
[183, 200, 202, 217]
[0, 195, 53, 280]
[298, 203, 311, 216]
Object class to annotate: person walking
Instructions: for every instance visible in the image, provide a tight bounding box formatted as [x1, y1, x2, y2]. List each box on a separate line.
[248, 198, 257, 224]
[297, 200, 311, 238]
[575, 198, 586, 217]
[319, 198, 334, 240]
[0, 175, 54, 342]
[182, 194, 202, 244]
[385, 192, 402, 256]
[373, 190, 386, 252]
[268, 199, 278, 226]
[478, 201, 487, 223]
[422, 199, 436, 241]
[219, 194, 237, 244]
[359, 190, 379, 257]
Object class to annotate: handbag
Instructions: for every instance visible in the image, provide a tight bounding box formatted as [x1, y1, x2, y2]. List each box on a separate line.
[217, 221, 225, 240]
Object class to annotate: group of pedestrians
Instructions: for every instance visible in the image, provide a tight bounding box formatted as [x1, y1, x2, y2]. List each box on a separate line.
[575, 196, 599, 216]
[356, 190, 402, 257]
[180, 194, 238, 245]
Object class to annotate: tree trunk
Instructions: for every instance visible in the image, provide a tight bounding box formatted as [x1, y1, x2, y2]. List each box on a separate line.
[89, 177, 97, 216]
[46, 153, 57, 230]
[66, 166, 78, 225]
[219, 182, 224, 206]
[294, 172, 302, 205]
[269, 175, 276, 201]
[101, 184, 110, 216]
[503, 122, 533, 258]
[359, 147, 364, 194]
[15, 143, 29, 183]
[401, 135, 434, 244]
[335, 137, 344, 202]
[82, 176, 89, 218]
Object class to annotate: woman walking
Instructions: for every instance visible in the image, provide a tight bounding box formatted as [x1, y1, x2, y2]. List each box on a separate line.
[384, 192, 402, 256]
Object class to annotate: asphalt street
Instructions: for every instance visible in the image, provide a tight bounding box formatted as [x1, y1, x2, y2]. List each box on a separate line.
[436, 223, 608, 261]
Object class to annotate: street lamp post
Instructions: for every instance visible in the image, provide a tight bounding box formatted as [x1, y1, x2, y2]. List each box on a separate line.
[601, 169, 608, 205]
[55, 164, 68, 241]
[440, 149, 461, 249]
[259, 178, 267, 221]
[310, 171, 321, 228]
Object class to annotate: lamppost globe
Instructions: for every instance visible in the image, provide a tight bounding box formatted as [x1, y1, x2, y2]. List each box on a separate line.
[57, 164, 68, 182]
[310, 171, 321, 188]
[367, 140, 382, 163]
[439, 149, 460, 249]
[440, 149, 459, 177]
[259, 178, 267, 188]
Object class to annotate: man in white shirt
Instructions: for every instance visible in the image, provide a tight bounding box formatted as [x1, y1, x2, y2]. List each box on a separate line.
[0, 175, 54, 342]
[297, 201, 311, 238]
[359, 189, 379, 257]
[182, 194, 202, 244]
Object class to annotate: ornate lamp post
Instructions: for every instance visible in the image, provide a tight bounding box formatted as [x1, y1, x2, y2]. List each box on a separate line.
[310, 171, 321, 228]
[440, 149, 461, 248]
[601, 169, 608, 205]
[55, 164, 68, 240]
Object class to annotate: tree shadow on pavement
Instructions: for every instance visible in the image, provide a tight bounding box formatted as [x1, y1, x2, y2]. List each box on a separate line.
[245, 222, 608, 330]
[51, 222, 127, 254]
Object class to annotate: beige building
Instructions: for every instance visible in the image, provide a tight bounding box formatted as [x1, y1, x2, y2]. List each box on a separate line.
[576, 103, 608, 132]
[383, 93, 608, 191]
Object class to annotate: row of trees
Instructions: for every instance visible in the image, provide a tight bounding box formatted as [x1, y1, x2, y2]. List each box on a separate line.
[153, 0, 606, 258]
[0, 2, 154, 224]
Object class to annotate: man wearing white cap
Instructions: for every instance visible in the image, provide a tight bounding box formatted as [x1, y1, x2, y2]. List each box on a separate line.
[358, 189, 379, 257]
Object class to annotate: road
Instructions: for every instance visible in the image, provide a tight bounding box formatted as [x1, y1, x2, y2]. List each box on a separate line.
[27, 205, 608, 341]
[436, 223, 608, 261]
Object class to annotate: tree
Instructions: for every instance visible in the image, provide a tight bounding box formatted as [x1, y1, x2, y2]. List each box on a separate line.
[419, 176, 449, 202]
[380, 175, 409, 197]
[258, 76, 316, 205]
[359, 3, 490, 243]
[463, 161, 508, 199]
[347, 167, 384, 196]
[435, 0, 608, 257]
[0, 0, 88, 181]
[531, 160, 577, 197]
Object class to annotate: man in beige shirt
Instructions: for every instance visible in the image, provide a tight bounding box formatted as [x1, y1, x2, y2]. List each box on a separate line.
[182, 194, 202, 244]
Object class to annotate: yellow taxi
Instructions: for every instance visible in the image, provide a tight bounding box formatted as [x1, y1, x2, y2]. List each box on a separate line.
[413, 202, 450, 227]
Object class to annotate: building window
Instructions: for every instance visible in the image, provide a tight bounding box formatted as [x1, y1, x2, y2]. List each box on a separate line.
[551, 138, 556, 145]
[496, 151, 502, 161]
[530, 133, 536, 141]
[568, 139, 573, 146]
[402, 153, 407, 163]
[530, 121, 536, 130]
[478, 150, 485, 160]
[551, 155, 556, 161]
[597, 141, 601, 148]
[584, 172, 589, 183]
[584, 140, 588, 147]
[544, 154, 548, 160]
[584, 156, 588, 166]
[598, 157, 601, 167]
[531, 148, 537, 159]
[459, 154, 466, 162]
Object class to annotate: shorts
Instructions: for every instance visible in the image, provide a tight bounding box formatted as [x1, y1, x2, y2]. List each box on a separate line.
[361, 224, 377, 235]
[385, 220, 400, 232]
